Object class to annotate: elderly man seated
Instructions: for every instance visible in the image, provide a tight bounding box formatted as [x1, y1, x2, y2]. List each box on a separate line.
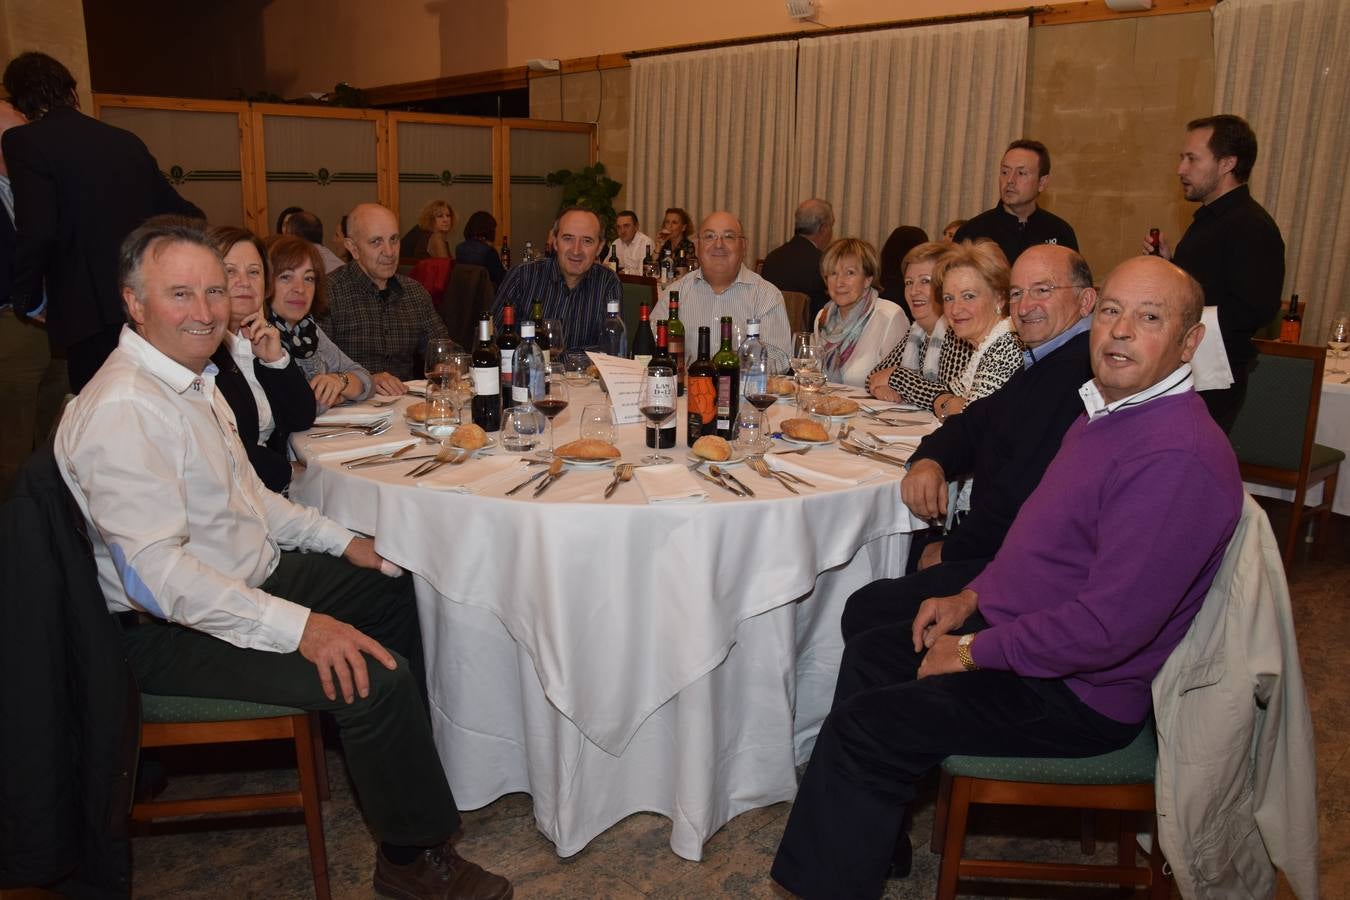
[56, 220, 510, 900]
[770, 256, 1243, 899]
[653, 211, 791, 360]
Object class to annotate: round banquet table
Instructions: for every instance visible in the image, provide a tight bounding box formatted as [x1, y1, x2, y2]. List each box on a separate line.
[290, 384, 930, 860]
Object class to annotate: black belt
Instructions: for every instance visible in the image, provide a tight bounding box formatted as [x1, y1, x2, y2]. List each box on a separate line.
[115, 610, 152, 629]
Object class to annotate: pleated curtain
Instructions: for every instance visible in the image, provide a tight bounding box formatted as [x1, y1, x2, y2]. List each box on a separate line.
[1214, 0, 1350, 343]
[628, 42, 798, 264]
[793, 19, 1028, 251]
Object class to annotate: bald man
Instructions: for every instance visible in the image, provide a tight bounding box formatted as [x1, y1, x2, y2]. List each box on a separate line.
[319, 203, 448, 394]
[772, 256, 1242, 899]
[653, 210, 791, 361]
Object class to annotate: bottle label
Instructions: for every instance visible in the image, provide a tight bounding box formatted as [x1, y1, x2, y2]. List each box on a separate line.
[512, 385, 530, 404]
[715, 374, 733, 426]
[1279, 320, 1301, 343]
[500, 348, 516, 376]
[688, 374, 715, 435]
[650, 375, 676, 407]
[472, 366, 499, 395]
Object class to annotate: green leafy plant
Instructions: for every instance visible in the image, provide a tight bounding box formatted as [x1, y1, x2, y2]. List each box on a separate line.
[546, 162, 623, 240]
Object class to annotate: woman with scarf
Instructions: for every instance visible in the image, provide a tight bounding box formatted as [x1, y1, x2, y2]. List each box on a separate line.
[812, 238, 910, 386]
[265, 234, 373, 414]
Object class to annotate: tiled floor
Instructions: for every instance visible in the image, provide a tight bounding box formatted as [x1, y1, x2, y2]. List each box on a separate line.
[125, 502, 1346, 898]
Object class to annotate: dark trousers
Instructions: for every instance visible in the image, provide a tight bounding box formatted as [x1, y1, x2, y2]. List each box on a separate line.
[773, 608, 1141, 898]
[121, 551, 461, 846]
[1202, 362, 1250, 434]
[840, 556, 989, 642]
[66, 323, 124, 393]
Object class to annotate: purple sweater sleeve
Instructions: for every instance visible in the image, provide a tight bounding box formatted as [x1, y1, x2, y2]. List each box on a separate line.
[969, 449, 1234, 677]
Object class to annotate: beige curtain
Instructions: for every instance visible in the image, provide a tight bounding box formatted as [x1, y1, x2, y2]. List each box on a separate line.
[628, 42, 797, 264]
[794, 18, 1028, 252]
[1214, 0, 1350, 343]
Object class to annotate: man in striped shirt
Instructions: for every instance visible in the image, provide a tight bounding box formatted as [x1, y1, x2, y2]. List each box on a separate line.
[655, 211, 791, 361]
[490, 207, 620, 350]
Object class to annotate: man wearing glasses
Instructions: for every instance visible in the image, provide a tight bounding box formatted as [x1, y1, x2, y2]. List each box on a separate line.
[654, 211, 791, 361]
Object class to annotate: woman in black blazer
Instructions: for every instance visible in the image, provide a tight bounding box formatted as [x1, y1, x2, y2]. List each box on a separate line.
[206, 226, 316, 492]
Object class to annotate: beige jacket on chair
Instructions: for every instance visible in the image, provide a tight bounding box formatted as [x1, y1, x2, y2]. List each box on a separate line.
[1152, 495, 1319, 898]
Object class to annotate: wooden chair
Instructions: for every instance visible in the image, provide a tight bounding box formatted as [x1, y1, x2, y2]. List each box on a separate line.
[440, 262, 494, 351]
[931, 724, 1169, 900]
[131, 695, 331, 900]
[619, 273, 659, 338]
[781, 290, 810, 334]
[1228, 339, 1344, 568]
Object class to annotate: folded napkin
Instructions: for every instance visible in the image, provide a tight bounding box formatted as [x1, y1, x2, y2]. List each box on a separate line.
[302, 436, 416, 463]
[415, 456, 524, 493]
[314, 403, 394, 426]
[403, 379, 428, 394]
[633, 463, 709, 503]
[1192, 306, 1234, 391]
[768, 452, 884, 486]
[871, 433, 926, 448]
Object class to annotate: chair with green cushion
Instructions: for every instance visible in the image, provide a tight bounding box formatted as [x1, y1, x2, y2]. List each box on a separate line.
[931, 723, 1169, 899]
[1228, 339, 1343, 568]
[619, 273, 658, 339]
[132, 693, 331, 900]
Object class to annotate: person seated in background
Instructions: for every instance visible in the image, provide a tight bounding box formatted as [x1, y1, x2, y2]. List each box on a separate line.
[612, 209, 653, 273]
[334, 214, 352, 265]
[654, 210, 791, 361]
[850, 243, 1097, 615]
[206, 225, 315, 493]
[266, 234, 373, 414]
[652, 206, 696, 263]
[771, 256, 1241, 900]
[454, 210, 506, 288]
[57, 219, 513, 900]
[282, 209, 344, 273]
[941, 219, 966, 243]
[274, 205, 303, 235]
[490, 206, 620, 350]
[761, 199, 834, 323]
[812, 238, 909, 386]
[877, 225, 929, 318]
[405, 200, 455, 260]
[954, 139, 1078, 263]
[866, 242, 956, 410]
[320, 202, 448, 394]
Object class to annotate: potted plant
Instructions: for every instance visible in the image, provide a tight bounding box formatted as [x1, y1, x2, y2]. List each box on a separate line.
[546, 162, 623, 240]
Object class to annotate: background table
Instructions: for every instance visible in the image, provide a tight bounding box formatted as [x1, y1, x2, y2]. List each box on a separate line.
[1244, 364, 1350, 515]
[291, 387, 929, 859]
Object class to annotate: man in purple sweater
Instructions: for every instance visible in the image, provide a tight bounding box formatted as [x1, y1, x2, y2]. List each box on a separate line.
[771, 256, 1243, 899]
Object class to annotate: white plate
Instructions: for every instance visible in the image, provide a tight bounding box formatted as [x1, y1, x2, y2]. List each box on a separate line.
[557, 455, 619, 467]
[777, 434, 835, 448]
[685, 450, 748, 467]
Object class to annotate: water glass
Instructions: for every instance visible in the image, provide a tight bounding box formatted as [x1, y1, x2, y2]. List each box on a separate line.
[796, 369, 827, 416]
[734, 406, 770, 455]
[446, 373, 474, 424]
[501, 405, 545, 453]
[791, 332, 820, 374]
[425, 339, 465, 384]
[563, 349, 593, 387]
[425, 384, 457, 438]
[1329, 315, 1350, 374]
[578, 404, 615, 443]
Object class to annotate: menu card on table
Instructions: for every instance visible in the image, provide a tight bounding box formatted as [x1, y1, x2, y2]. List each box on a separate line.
[586, 352, 649, 425]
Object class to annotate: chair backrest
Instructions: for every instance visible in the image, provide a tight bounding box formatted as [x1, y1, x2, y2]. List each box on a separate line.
[619, 274, 658, 337]
[1228, 339, 1325, 471]
[441, 263, 494, 350]
[781, 290, 810, 333]
[407, 257, 454, 309]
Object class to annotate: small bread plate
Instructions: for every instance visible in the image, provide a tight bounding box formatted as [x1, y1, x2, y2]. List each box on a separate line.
[776, 434, 835, 448]
[556, 454, 619, 468]
[685, 450, 748, 468]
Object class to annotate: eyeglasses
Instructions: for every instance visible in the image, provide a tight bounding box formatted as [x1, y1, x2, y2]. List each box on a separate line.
[699, 231, 744, 244]
[1008, 283, 1079, 303]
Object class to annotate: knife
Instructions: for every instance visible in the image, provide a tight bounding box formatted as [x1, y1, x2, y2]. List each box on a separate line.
[693, 469, 744, 496]
[718, 470, 756, 497]
[344, 442, 417, 468]
[348, 452, 437, 470]
[505, 467, 551, 496]
[532, 467, 568, 497]
[839, 442, 908, 468]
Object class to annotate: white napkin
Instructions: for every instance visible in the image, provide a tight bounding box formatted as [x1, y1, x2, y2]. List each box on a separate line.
[314, 403, 394, 426]
[302, 436, 416, 463]
[403, 379, 429, 393]
[633, 463, 709, 503]
[768, 452, 884, 486]
[415, 456, 524, 493]
[1192, 306, 1234, 392]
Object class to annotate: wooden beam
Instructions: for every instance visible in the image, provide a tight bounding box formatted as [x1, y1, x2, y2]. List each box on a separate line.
[364, 68, 529, 106]
[1034, 0, 1216, 26]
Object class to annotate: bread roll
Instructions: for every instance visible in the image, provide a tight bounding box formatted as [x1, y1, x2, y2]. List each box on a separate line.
[692, 435, 732, 461]
[781, 417, 829, 442]
[555, 438, 621, 460]
[817, 396, 859, 416]
[767, 375, 796, 394]
[406, 401, 429, 422]
[449, 423, 488, 450]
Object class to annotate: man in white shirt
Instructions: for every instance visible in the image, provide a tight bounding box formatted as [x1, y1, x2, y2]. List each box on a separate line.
[653, 210, 791, 361]
[612, 209, 653, 274]
[55, 220, 511, 900]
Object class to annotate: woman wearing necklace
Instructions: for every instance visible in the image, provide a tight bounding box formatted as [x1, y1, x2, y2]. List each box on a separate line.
[812, 238, 910, 386]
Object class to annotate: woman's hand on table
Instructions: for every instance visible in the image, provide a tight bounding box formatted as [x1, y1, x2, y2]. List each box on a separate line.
[901, 458, 948, 519]
[310, 373, 346, 409]
[372, 372, 408, 396]
[298, 612, 397, 703]
[867, 368, 902, 403]
[240, 310, 284, 363]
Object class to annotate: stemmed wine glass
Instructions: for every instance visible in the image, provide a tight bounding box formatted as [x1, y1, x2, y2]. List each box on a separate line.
[1328, 315, 1350, 375]
[425, 339, 464, 386]
[639, 365, 678, 465]
[741, 342, 776, 437]
[530, 367, 570, 459]
[791, 332, 819, 374]
[446, 372, 475, 426]
[540, 319, 566, 365]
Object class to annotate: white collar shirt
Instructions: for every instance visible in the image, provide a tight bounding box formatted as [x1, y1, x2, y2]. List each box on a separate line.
[224, 329, 288, 444]
[654, 264, 791, 363]
[1079, 363, 1195, 422]
[56, 326, 353, 653]
[614, 232, 654, 274]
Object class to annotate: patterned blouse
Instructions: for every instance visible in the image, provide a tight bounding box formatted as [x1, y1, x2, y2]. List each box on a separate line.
[871, 318, 1023, 412]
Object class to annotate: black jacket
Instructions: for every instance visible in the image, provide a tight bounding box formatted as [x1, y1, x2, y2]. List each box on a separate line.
[760, 235, 829, 323]
[910, 329, 1093, 563]
[210, 344, 317, 493]
[1, 447, 138, 897]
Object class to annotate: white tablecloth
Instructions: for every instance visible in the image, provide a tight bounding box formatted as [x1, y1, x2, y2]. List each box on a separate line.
[291, 387, 931, 859]
[1244, 365, 1350, 515]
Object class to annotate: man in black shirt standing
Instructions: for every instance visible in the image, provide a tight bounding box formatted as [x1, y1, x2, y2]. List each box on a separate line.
[1154, 114, 1284, 432]
[954, 140, 1077, 264]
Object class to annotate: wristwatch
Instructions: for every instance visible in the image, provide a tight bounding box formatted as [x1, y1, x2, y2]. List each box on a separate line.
[957, 633, 979, 671]
[337, 372, 351, 393]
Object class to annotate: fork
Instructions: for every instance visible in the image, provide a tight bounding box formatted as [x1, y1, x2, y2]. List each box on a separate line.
[748, 457, 798, 494]
[310, 418, 393, 440]
[604, 462, 634, 499]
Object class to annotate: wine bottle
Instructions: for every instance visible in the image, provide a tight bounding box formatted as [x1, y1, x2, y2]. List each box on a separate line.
[660, 247, 674, 283]
[607, 242, 621, 273]
[500, 236, 512, 269]
[600, 298, 627, 358]
[712, 316, 739, 439]
[511, 320, 545, 407]
[646, 321, 678, 449]
[631, 302, 656, 367]
[1147, 228, 1161, 256]
[686, 327, 715, 447]
[471, 314, 502, 432]
[667, 292, 686, 396]
[1279, 293, 1302, 343]
[523, 240, 535, 264]
[641, 247, 655, 278]
[497, 305, 520, 403]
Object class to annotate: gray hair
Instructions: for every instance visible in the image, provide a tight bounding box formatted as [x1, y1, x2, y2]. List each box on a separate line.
[119, 216, 217, 300]
[794, 199, 834, 236]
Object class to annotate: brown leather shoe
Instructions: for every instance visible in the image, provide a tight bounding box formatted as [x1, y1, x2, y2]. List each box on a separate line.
[374, 841, 513, 900]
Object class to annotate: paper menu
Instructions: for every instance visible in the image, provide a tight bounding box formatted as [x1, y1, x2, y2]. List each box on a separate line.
[587, 352, 649, 425]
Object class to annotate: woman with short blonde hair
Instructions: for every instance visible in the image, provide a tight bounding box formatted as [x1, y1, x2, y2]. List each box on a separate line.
[812, 238, 909, 386]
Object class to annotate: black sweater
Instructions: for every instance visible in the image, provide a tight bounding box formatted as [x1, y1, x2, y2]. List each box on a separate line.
[211, 345, 317, 493]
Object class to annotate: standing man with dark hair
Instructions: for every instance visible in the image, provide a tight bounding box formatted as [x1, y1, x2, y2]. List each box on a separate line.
[761, 198, 835, 323]
[1, 51, 203, 391]
[1150, 114, 1284, 432]
[955, 140, 1078, 265]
